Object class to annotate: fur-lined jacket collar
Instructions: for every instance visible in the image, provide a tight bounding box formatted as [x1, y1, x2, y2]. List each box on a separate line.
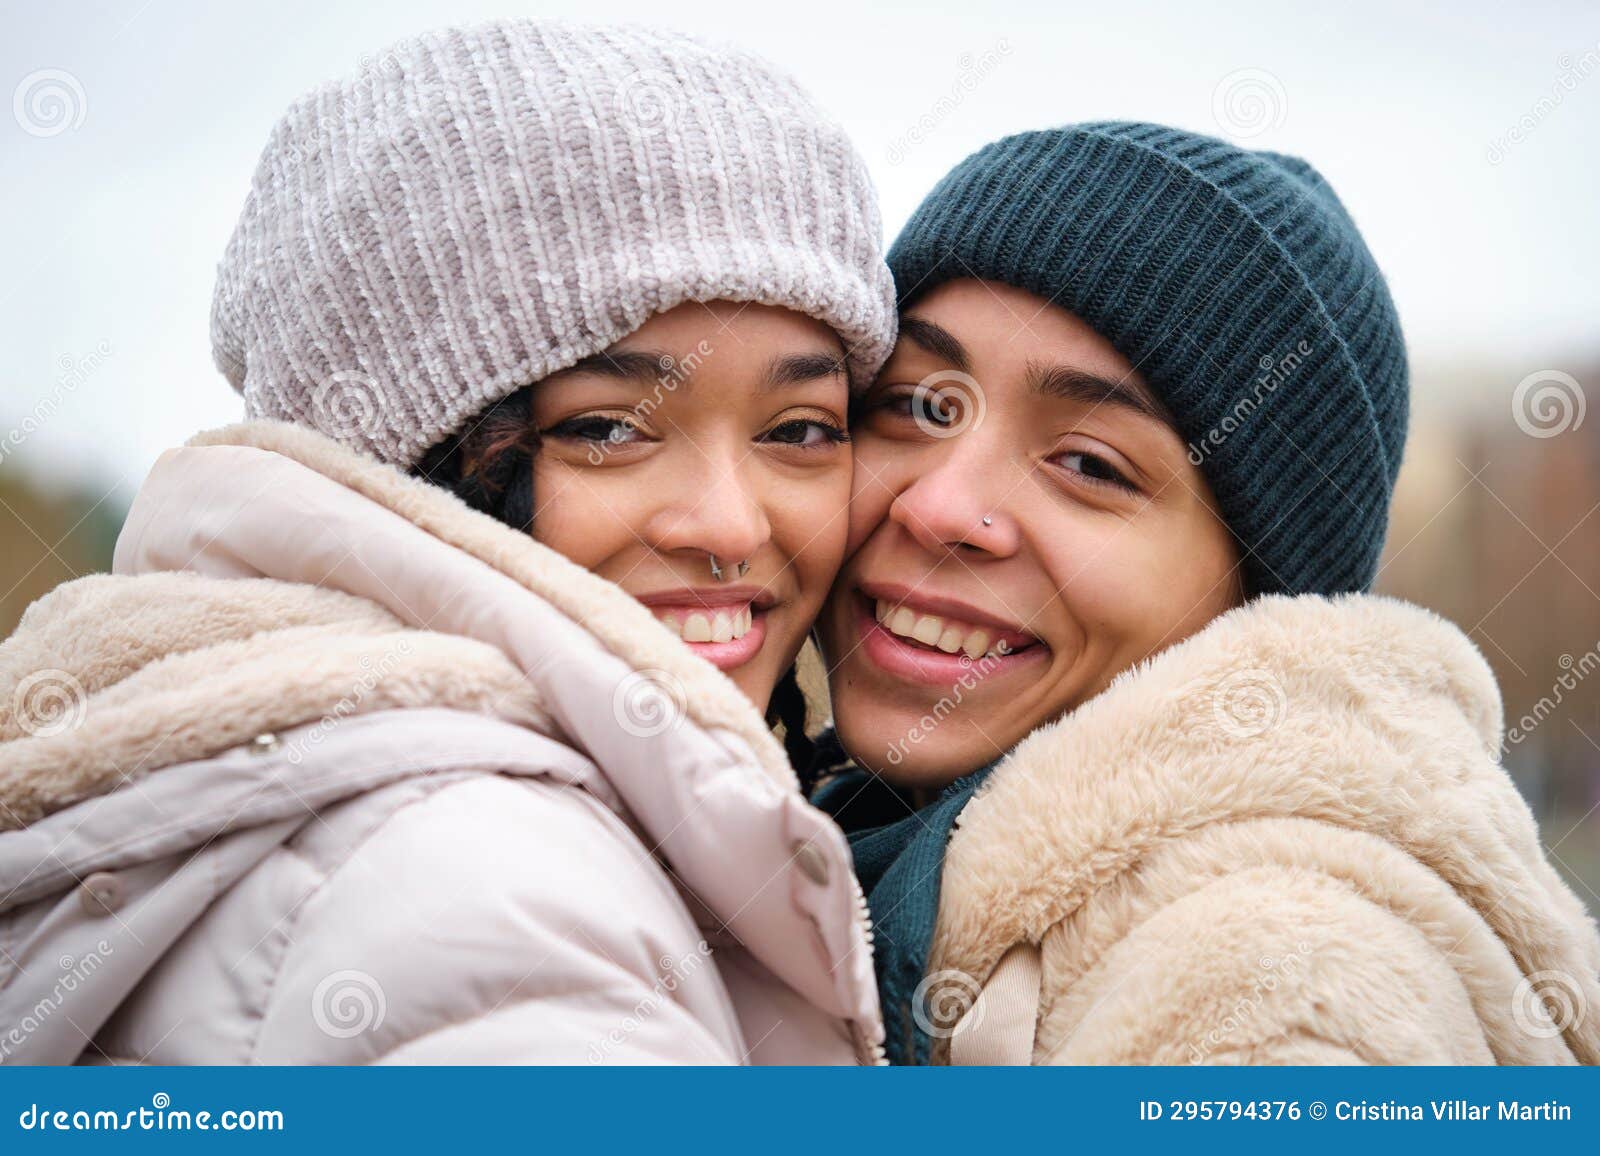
[930, 594, 1600, 1065]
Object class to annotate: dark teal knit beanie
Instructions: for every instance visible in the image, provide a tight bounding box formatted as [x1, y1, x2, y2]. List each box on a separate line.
[887, 122, 1408, 596]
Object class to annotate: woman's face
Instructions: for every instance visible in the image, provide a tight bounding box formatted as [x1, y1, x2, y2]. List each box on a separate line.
[818, 279, 1244, 789]
[530, 300, 851, 713]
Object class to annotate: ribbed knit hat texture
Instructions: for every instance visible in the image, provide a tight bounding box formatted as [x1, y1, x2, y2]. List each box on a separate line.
[887, 122, 1409, 596]
[212, 21, 897, 468]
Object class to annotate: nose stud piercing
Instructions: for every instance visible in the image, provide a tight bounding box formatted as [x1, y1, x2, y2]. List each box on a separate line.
[709, 555, 750, 581]
[981, 515, 993, 527]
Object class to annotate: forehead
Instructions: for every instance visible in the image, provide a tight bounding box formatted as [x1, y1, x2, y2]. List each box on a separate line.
[901, 279, 1146, 388]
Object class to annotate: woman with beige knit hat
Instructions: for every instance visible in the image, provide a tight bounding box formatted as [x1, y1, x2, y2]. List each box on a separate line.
[0, 20, 894, 1064]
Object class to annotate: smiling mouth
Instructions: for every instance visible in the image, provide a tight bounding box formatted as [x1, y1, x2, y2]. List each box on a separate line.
[862, 590, 1043, 660]
[634, 586, 777, 671]
[652, 604, 755, 643]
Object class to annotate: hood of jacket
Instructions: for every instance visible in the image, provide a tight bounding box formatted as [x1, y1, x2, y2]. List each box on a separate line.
[0, 419, 879, 1040]
[929, 593, 1600, 1064]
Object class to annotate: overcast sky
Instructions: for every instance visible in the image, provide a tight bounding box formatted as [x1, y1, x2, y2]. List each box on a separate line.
[3, 0, 1597, 497]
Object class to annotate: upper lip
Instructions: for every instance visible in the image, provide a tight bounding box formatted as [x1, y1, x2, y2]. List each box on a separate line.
[634, 584, 779, 612]
[858, 580, 1038, 640]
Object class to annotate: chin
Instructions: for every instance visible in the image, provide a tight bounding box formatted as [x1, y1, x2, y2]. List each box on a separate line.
[834, 712, 994, 793]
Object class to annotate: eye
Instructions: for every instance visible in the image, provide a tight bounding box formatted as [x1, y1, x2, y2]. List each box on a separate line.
[1055, 449, 1136, 492]
[762, 418, 850, 448]
[544, 414, 646, 446]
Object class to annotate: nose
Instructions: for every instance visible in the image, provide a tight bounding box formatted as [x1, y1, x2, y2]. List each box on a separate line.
[889, 436, 1019, 558]
[644, 455, 772, 568]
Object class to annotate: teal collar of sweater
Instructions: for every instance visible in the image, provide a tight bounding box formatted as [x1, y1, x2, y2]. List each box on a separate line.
[810, 732, 994, 1065]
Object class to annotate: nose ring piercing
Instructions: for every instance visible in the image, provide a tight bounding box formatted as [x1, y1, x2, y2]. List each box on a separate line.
[709, 555, 750, 581]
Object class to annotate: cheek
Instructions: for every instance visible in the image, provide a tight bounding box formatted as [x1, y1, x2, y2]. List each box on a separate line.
[529, 462, 632, 568]
[771, 466, 853, 604]
[844, 441, 898, 556]
[1038, 507, 1239, 662]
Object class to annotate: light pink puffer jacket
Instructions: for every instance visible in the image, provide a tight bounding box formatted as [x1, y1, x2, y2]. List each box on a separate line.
[0, 421, 883, 1065]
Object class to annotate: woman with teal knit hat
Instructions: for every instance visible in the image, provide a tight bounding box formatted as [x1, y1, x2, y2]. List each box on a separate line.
[814, 123, 1600, 1066]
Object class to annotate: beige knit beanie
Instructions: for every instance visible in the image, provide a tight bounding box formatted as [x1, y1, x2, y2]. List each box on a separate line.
[211, 20, 897, 468]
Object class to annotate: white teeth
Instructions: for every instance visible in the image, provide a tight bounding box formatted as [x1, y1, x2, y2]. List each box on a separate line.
[874, 598, 1018, 659]
[659, 604, 755, 643]
[911, 615, 943, 646]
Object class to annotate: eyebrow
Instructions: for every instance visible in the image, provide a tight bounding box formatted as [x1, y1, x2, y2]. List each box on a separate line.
[762, 351, 847, 390]
[1026, 362, 1169, 425]
[563, 350, 667, 387]
[898, 315, 972, 373]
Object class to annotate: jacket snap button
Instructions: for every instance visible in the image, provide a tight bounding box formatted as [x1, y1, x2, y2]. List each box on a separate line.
[793, 840, 830, 885]
[79, 872, 125, 916]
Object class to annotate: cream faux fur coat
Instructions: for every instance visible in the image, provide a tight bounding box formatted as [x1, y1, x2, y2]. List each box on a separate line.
[930, 595, 1600, 1066]
[0, 421, 882, 1065]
